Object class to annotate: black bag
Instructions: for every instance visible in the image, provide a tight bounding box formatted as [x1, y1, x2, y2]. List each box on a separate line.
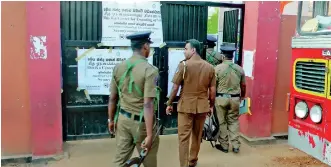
[201, 109, 220, 148]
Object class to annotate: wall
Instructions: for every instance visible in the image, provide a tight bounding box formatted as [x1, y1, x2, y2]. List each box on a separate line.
[1, 1, 63, 158]
[240, 1, 281, 138]
[271, 15, 297, 135]
[1, 1, 32, 157]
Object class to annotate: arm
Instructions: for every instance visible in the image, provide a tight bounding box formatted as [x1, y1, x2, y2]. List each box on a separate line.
[209, 69, 217, 107]
[240, 70, 246, 99]
[108, 67, 119, 122]
[166, 62, 185, 106]
[144, 69, 159, 137]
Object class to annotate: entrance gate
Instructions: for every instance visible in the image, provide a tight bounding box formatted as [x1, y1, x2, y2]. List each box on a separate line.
[60, 1, 245, 140]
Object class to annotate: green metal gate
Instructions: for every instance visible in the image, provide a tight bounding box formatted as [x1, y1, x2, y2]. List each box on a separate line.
[60, 1, 209, 140]
[60, 1, 244, 140]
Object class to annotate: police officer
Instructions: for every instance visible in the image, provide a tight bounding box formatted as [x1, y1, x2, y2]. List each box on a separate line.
[214, 45, 246, 154]
[206, 35, 222, 66]
[166, 39, 216, 167]
[108, 31, 160, 167]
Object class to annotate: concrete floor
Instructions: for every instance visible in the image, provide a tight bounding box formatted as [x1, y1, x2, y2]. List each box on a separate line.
[2, 135, 329, 167]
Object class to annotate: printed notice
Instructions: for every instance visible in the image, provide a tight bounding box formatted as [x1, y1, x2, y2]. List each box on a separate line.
[77, 49, 154, 95]
[101, 1, 164, 47]
[167, 48, 185, 97]
[243, 50, 254, 78]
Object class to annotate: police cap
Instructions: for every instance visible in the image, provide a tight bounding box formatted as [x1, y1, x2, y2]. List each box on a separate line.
[126, 31, 153, 44]
[206, 35, 217, 43]
[220, 45, 236, 58]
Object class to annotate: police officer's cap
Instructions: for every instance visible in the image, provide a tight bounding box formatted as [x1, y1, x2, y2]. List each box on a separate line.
[126, 31, 153, 44]
[206, 35, 217, 43]
[220, 45, 236, 58]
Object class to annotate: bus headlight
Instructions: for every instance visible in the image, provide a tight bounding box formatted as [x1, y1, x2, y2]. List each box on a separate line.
[295, 101, 308, 119]
[310, 105, 322, 123]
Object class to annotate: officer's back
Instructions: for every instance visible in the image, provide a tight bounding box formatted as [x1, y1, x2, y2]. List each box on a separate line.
[181, 54, 214, 99]
[215, 60, 244, 94]
[113, 56, 156, 112]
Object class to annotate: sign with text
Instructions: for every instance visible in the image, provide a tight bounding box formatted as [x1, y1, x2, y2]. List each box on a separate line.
[101, 1, 164, 47]
[77, 48, 153, 95]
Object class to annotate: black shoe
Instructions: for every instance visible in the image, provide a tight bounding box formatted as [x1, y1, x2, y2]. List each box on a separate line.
[233, 148, 240, 153]
[215, 144, 229, 153]
[188, 163, 197, 167]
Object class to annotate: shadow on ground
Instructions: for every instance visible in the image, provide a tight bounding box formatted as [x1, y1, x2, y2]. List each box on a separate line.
[2, 135, 328, 167]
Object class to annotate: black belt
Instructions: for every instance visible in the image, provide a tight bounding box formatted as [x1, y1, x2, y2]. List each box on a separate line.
[120, 109, 145, 122]
[216, 93, 240, 98]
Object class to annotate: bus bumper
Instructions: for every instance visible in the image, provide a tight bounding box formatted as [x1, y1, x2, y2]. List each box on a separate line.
[288, 126, 331, 166]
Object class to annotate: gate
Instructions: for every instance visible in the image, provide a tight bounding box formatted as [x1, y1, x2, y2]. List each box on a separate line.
[61, 1, 245, 140]
[223, 9, 239, 44]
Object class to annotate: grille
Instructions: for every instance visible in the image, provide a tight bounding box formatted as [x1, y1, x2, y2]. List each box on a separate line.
[295, 61, 326, 94]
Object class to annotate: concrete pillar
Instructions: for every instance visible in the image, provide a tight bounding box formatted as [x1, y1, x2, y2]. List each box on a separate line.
[239, 1, 281, 139]
[26, 2, 63, 157]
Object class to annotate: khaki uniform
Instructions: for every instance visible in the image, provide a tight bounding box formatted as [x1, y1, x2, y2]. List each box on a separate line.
[172, 55, 216, 167]
[206, 48, 222, 67]
[110, 54, 160, 167]
[214, 60, 245, 150]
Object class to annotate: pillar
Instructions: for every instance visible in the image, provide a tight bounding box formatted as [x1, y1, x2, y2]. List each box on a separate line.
[26, 2, 63, 157]
[240, 1, 281, 139]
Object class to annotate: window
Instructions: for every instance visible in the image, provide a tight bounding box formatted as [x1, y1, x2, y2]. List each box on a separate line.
[298, 1, 331, 36]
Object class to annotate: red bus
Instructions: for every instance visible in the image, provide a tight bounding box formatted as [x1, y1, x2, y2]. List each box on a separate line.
[288, 1, 331, 166]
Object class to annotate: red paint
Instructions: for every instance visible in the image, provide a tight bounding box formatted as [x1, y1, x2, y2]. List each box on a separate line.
[240, 2, 281, 138]
[289, 48, 330, 143]
[1, 2, 32, 156]
[308, 135, 316, 148]
[26, 2, 62, 156]
[298, 131, 303, 136]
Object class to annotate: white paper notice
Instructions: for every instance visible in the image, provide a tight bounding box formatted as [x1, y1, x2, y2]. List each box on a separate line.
[243, 50, 254, 78]
[101, 1, 164, 47]
[77, 48, 154, 95]
[167, 48, 185, 97]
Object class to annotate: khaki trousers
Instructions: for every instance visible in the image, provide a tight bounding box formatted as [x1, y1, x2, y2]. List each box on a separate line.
[113, 113, 160, 167]
[178, 112, 207, 167]
[215, 96, 241, 149]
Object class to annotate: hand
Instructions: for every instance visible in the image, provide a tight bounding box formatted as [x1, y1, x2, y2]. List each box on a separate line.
[108, 122, 116, 135]
[166, 106, 173, 115]
[141, 136, 153, 152]
[208, 107, 214, 116]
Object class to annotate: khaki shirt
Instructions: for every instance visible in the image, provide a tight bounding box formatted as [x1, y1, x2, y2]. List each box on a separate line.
[206, 48, 222, 66]
[214, 60, 245, 94]
[172, 55, 216, 114]
[110, 54, 159, 114]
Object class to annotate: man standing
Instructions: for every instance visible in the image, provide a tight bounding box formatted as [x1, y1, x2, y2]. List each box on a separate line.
[214, 45, 246, 154]
[108, 31, 160, 167]
[206, 35, 222, 67]
[166, 39, 216, 167]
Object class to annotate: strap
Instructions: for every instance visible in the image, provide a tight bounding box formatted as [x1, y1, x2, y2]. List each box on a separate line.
[112, 59, 146, 142]
[207, 51, 221, 66]
[218, 62, 241, 94]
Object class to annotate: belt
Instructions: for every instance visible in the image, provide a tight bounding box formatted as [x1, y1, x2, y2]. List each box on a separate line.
[216, 93, 240, 98]
[120, 109, 145, 122]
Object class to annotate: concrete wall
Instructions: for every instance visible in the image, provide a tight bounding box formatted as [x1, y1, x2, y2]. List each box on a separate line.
[1, 1, 32, 157]
[1, 1, 62, 159]
[271, 14, 297, 135]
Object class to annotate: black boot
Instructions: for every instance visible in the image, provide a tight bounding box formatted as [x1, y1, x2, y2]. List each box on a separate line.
[233, 148, 240, 153]
[215, 144, 229, 153]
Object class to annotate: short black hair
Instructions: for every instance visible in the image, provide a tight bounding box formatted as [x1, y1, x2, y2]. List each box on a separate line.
[131, 40, 149, 51]
[185, 39, 201, 55]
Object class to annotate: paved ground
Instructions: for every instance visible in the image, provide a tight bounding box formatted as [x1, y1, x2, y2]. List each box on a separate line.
[2, 135, 329, 167]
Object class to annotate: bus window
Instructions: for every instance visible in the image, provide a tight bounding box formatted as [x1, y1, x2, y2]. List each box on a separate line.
[298, 1, 331, 36]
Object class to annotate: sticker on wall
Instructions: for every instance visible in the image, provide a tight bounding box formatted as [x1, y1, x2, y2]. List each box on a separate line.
[30, 35, 47, 60]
